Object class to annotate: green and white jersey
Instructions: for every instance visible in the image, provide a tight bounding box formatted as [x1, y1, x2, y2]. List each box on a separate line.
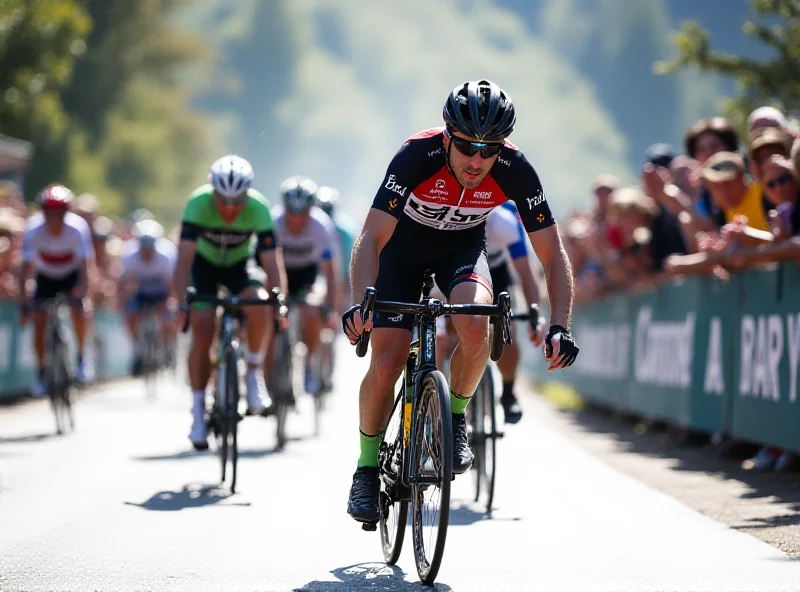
[179, 184, 277, 266]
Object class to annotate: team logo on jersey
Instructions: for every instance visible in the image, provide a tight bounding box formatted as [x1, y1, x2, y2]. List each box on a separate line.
[537, 213, 545, 223]
[526, 193, 544, 210]
[497, 156, 512, 167]
[435, 179, 446, 189]
[388, 198, 398, 210]
[384, 174, 407, 197]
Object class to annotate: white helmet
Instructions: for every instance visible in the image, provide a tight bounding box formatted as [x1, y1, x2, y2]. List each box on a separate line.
[280, 175, 318, 213]
[316, 186, 340, 217]
[209, 155, 254, 200]
[134, 219, 164, 247]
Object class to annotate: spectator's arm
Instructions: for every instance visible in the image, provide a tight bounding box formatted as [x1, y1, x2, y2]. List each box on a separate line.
[731, 237, 800, 267]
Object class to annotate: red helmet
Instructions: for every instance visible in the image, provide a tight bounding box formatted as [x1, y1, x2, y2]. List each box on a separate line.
[38, 184, 75, 211]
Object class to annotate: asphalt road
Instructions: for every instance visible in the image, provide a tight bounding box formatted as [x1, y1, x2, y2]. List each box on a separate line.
[1, 343, 799, 591]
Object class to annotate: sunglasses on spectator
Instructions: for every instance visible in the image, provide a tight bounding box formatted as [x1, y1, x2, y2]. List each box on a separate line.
[766, 174, 793, 189]
[445, 129, 503, 159]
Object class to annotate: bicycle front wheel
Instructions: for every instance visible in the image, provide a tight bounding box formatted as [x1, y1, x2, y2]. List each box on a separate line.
[411, 370, 452, 585]
[216, 358, 229, 485]
[379, 391, 408, 564]
[269, 331, 293, 450]
[226, 349, 240, 493]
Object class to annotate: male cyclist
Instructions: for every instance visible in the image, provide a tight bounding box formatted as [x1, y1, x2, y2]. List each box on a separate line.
[316, 186, 359, 313]
[270, 176, 339, 395]
[342, 80, 579, 524]
[173, 155, 287, 450]
[436, 201, 546, 423]
[18, 184, 95, 395]
[121, 219, 177, 375]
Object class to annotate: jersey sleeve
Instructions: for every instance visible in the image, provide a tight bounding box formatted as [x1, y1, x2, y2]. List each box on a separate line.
[506, 207, 530, 259]
[179, 186, 209, 242]
[72, 214, 94, 261]
[371, 140, 427, 218]
[494, 149, 555, 233]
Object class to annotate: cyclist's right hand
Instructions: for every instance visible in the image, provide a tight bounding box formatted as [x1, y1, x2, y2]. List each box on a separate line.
[342, 304, 371, 345]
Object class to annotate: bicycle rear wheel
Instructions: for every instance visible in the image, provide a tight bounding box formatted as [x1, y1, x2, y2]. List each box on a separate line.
[478, 366, 497, 513]
[469, 369, 486, 503]
[49, 340, 70, 435]
[226, 350, 240, 493]
[379, 391, 408, 564]
[411, 370, 452, 585]
[269, 331, 293, 451]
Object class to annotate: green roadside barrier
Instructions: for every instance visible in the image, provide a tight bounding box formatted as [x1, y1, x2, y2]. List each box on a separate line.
[524, 263, 800, 453]
[0, 301, 134, 399]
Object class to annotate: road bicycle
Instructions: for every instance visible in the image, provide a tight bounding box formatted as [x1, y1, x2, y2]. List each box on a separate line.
[138, 304, 163, 401]
[467, 303, 540, 514]
[182, 287, 287, 492]
[31, 295, 83, 436]
[354, 270, 512, 584]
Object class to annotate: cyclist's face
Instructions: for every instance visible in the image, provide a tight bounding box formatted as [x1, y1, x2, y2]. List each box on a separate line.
[44, 210, 66, 234]
[213, 192, 246, 222]
[140, 244, 156, 261]
[286, 210, 311, 234]
[445, 130, 500, 189]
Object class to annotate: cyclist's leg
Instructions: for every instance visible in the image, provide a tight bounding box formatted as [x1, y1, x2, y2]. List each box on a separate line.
[228, 263, 272, 413]
[437, 243, 493, 474]
[348, 242, 420, 523]
[31, 273, 72, 395]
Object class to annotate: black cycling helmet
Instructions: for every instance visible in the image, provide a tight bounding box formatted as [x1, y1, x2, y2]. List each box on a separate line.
[443, 79, 515, 142]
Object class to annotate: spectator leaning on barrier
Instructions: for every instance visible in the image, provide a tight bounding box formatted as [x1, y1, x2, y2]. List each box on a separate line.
[684, 117, 740, 222]
[748, 126, 794, 185]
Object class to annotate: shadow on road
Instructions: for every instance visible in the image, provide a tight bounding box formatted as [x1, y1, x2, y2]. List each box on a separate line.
[124, 483, 250, 511]
[555, 400, 800, 533]
[294, 562, 452, 591]
[132, 437, 306, 462]
[0, 432, 56, 444]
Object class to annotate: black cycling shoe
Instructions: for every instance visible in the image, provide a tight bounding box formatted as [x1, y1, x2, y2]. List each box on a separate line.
[347, 466, 380, 523]
[500, 394, 523, 424]
[452, 413, 473, 474]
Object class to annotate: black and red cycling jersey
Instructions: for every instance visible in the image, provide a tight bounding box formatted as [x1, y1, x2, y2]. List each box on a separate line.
[371, 127, 555, 241]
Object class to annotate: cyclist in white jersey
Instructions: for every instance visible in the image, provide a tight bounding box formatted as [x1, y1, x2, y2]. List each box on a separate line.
[18, 184, 95, 395]
[269, 176, 340, 394]
[121, 219, 177, 374]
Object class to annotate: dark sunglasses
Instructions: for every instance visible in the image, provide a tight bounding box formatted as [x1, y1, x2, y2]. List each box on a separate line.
[445, 129, 503, 159]
[766, 174, 793, 189]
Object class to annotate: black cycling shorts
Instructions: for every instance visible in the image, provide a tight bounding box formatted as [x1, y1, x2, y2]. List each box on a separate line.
[489, 261, 513, 304]
[373, 236, 492, 331]
[190, 255, 264, 308]
[286, 264, 319, 298]
[34, 271, 79, 301]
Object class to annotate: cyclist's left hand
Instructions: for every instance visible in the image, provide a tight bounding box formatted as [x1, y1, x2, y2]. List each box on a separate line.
[544, 325, 579, 370]
[528, 316, 546, 348]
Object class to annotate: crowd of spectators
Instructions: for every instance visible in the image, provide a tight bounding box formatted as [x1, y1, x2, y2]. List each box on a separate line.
[0, 180, 153, 309]
[563, 105, 800, 472]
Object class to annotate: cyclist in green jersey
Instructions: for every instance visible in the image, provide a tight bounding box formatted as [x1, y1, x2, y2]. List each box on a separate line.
[173, 155, 287, 450]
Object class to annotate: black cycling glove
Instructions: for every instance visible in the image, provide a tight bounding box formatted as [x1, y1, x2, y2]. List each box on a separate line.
[342, 304, 362, 340]
[545, 325, 579, 368]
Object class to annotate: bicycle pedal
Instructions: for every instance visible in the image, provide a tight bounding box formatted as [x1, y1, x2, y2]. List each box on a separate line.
[361, 521, 378, 532]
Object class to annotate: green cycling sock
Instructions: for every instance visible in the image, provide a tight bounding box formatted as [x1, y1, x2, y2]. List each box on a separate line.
[450, 389, 472, 415]
[357, 430, 382, 468]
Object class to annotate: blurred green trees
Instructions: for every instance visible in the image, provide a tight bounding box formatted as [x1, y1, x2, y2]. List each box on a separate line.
[0, 0, 213, 223]
[657, 0, 800, 128]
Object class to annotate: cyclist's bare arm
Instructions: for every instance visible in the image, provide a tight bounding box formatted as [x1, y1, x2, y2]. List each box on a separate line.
[75, 257, 91, 298]
[350, 209, 398, 304]
[527, 225, 573, 329]
[17, 262, 32, 305]
[257, 248, 287, 295]
[173, 239, 197, 299]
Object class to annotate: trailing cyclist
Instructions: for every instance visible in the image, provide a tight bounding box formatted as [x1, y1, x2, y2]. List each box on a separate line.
[436, 201, 546, 423]
[270, 176, 340, 396]
[17, 184, 95, 395]
[173, 155, 287, 450]
[316, 185, 359, 314]
[342, 79, 579, 524]
[121, 219, 177, 375]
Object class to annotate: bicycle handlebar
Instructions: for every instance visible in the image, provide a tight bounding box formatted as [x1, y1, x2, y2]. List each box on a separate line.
[510, 303, 541, 334]
[181, 287, 287, 334]
[354, 287, 513, 360]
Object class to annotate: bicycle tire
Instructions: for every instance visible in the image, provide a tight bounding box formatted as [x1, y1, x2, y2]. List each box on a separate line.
[49, 338, 67, 435]
[226, 348, 240, 493]
[469, 370, 486, 504]
[217, 357, 229, 485]
[480, 366, 497, 513]
[379, 391, 409, 564]
[271, 331, 293, 450]
[411, 369, 451, 585]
